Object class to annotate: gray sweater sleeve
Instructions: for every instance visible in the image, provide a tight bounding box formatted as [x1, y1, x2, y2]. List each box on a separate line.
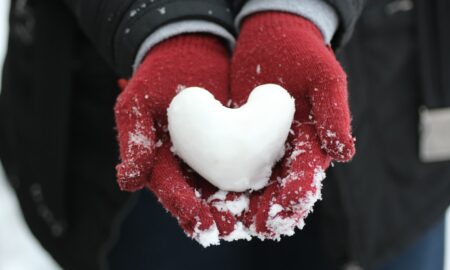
[235, 0, 339, 44]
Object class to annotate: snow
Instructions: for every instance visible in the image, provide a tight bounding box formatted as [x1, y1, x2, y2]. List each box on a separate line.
[222, 222, 252, 242]
[209, 192, 249, 216]
[265, 215, 299, 239]
[168, 85, 328, 244]
[175, 84, 186, 93]
[168, 84, 295, 192]
[200, 168, 326, 244]
[263, 167, 325, 241]
[192, 223, 220, 248]
[157, 7, 166, 15]
[256, 64, 261, 75]
[207, 190, 228, 201]
[128, 130, 152, 150]
[269, 204, 283, 217]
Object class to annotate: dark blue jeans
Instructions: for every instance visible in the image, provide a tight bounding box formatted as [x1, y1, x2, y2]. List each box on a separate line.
[377, 216, 445, 270]
[107, 190, 445, 270]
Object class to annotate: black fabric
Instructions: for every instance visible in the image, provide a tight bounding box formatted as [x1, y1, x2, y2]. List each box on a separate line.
[106, 189, 446, 270]
[62, 0, 235, 77]
[328, 0, 450, 268]
[114, 0, 235, 76]
[0, 0, 130, 269]
[0, 0, 75, 230]
[0, 0, 449, 270]
[107, 189, 335, 270]
[416, 0, 450, 108]
[326, 0, 367, 46]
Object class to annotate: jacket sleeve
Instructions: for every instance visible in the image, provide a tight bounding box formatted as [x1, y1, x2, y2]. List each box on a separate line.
[62, 0, 235, 77]
[325, 0, 366, 47]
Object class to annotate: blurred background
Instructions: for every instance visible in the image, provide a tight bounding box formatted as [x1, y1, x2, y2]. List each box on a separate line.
[0, 1, 448, 269]
[0, 0, 60, 269]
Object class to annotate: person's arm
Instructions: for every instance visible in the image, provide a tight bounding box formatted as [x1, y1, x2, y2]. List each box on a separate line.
[61, 0, 236, 77]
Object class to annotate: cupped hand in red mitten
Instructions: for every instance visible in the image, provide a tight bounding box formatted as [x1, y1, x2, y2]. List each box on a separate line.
[231, 12, 355, 239]
[114, 34, 240, 245]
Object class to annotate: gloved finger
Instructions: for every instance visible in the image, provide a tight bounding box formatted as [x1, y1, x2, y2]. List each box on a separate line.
[249, 179, 280, 237]
[277, 123, 329, 211]
[240, 125, 320, 238]
[180, 166, 242, 237]
[308, 56, 355, 162]
[248, 125, 328, 239]
[208, 191, 249, 238]
[210, 206, 239, 237]
[114, 88, 157, 192]
[147, 141, 219, 247]
[241, 188, 262, 228]
[248, 173, 305, 240]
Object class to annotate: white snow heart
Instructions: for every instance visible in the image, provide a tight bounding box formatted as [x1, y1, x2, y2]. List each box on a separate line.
[167, 84, 295, 192]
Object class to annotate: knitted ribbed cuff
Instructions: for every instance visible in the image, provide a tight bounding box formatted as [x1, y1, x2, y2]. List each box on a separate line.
[235, 0, 339, 44]
[133, 20, 235, 73]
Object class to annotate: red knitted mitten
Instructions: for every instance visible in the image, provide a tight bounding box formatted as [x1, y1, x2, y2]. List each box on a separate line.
[231, 12, 355, 239]
[114, 34, 238, 245]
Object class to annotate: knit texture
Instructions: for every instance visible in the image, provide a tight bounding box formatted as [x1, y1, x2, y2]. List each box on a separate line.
[231, 12, 355, 238]
[235, 0, 339, 44]
[114, 34, 238, 241]
[133, 20, 236, 73]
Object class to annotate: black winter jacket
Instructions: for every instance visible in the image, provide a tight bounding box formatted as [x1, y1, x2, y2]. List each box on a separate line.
[1, 0, 449, 269]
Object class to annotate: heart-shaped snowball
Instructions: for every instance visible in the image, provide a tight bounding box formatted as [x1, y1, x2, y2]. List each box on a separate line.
[167, 84, 295, 192]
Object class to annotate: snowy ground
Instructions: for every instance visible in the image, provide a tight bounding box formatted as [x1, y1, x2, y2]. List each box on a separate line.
[0, 1, 448, 270]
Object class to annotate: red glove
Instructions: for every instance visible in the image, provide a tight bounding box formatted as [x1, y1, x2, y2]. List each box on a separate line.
[231, 12, 355, 239]
[114, 34, 238, 245]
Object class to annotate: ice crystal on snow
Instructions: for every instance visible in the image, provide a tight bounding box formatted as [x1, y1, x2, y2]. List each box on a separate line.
[256, 64, 261, 75]
[175, 84, 187, 93]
